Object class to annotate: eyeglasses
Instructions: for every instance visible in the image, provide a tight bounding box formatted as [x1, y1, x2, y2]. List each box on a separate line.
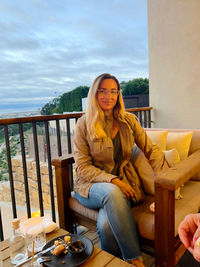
[97, 89, 120, 96]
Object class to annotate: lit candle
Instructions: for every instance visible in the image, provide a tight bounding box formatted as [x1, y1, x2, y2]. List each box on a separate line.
[31, 210, 40, 217]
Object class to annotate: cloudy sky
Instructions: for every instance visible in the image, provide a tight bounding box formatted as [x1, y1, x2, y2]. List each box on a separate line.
[0, 0, 148, 115]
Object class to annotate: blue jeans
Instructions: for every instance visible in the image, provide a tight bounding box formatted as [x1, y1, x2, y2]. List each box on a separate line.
[75, 183, 141, 261]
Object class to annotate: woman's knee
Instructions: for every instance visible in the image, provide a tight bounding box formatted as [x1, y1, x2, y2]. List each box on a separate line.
[101, 183, 125, 204]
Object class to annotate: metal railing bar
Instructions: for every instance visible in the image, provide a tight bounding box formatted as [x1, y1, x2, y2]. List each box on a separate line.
[138, 112, 143, 126]
[69, 164, 74, 192]
[134, 111, 138, 118]
[4, 125, 17, 219]
[32, 122, 44, 216]
[66, 119, 73, 190]
[56, 120, 62, 157]
[19, 123, 31, 218]
[0, 207, 4, 241]
[44, 121, 56, 222]
[66, 119, 72, 154]
[148, 110, 151, 128]
[144, 111, 147, 128]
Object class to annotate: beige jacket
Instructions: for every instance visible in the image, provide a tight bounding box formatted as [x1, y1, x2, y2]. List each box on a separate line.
[73, 112, 166, 202]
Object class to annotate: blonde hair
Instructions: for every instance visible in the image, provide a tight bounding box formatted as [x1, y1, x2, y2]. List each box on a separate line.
[85, 73, 125, 140]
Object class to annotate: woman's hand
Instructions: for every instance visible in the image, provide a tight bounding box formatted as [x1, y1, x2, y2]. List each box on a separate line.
[111, 178, 135, 200]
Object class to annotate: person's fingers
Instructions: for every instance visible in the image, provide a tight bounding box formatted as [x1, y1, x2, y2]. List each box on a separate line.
[178, 223, 191, 248]
[121, 186, 130, 199]
[179, 216, 197, 247]
[130, 188, 135, 198]
[127, 187, 135, 199]
[125, 190, 132, 200]
[128, 187, 135, 200]
[193, 226, 200, 243]
[184, 214, 199, 234]
[179, 214, 200, 251]
[193, 237, 200, 262]
[178, 214, 200, 262]
[179, 231, 190, 248]
[127, 187, 133, 199]
[189, 222, 199, 237]
[116, 181, 135, 201]
[124, 191, 130, 200]
[180, 228, 194, 248]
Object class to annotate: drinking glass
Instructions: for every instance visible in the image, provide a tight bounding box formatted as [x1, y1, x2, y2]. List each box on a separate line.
[26, 224, 46, 256]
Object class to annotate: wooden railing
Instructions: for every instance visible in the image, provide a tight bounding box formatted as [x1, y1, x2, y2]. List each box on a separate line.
[0, 107, 152, 240]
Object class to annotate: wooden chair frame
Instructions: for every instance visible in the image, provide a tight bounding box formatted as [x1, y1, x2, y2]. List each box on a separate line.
[52, 149, 200, 267]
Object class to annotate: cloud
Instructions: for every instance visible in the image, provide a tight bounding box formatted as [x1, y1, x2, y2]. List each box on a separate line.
[0, 0, 148, 115]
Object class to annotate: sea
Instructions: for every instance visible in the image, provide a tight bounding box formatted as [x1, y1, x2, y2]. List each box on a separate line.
[0, 110, 41, 119]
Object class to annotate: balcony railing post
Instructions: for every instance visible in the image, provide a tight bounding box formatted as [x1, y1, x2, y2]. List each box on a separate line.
[19, 123, 31, 218]
[144, 111, 147, 128]
[44, 121, 56, 222]
[4, 125, 17, 219]
[66, 119, 72, 154]
[32, 122, 44, 217]
[56, 120, 62, 157]
[0, 207, 4, 241]
[148, 109, 151, 128]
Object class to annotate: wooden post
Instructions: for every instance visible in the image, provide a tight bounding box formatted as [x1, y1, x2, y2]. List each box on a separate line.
[155, 184, 175, 267]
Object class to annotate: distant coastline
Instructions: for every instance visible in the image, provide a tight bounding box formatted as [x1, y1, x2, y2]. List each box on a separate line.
[0, 110, 41, 119]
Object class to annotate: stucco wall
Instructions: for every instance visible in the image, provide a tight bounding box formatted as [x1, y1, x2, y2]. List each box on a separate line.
[148, 0, 200, 129]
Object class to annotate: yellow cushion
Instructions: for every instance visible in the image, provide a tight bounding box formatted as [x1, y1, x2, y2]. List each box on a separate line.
[146, 130, 168, 150]
[166, 132, 193, 160]
[163, 148, 180, 167]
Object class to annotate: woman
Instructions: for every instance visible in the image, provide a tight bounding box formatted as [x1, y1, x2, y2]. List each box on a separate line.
[73, 73, 166, 267]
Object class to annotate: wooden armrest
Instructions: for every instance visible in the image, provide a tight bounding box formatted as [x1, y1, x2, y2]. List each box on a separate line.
[52, 154, 74, 167]
[51, 154, 74, 231]
[154, 149, 200, 265]
[155, 149, 200, 191]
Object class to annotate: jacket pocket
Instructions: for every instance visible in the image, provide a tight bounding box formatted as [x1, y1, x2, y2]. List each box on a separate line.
[90, 139, 113, 163]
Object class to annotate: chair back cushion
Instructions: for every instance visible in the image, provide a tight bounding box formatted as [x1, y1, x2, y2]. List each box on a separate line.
[145, 128, 200, 180]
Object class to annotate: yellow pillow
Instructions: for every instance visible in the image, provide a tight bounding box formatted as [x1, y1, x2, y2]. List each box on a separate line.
[146, 130, 168, 150]
[166, 132, 193, 160]
[163, 148, 180, 167]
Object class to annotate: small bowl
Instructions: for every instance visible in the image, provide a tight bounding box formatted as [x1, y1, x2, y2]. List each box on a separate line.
[68, 240, 86, 255]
